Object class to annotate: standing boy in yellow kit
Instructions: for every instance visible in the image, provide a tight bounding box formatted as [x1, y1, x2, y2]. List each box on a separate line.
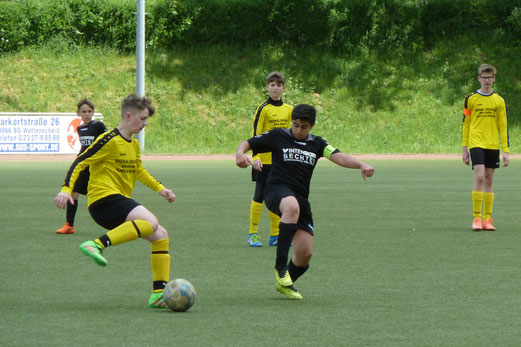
[461, 64, 509, 231]
[247, 72, 293, 247]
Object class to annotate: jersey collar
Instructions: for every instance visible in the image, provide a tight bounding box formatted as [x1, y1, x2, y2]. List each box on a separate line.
[267, 97, 283, 106]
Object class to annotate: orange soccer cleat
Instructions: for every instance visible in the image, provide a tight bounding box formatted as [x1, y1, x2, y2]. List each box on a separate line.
[56, 222, 75, 234]
[472, 217, 482, 231]
[482, 218, 496, 231]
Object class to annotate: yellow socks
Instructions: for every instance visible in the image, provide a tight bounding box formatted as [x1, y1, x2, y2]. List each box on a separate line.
[95, 220, 154, 248]
[151, 238, 170, 293]
[249, 201, 263, 235]
[483, 192, 494, 221]
[269, 211, 280, 237]
[472, 190, 483, 219]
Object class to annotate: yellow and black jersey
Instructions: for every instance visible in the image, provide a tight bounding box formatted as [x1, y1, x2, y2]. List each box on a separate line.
[251, 97, 292, 165]
[77, 120, 108, 154]
[247, 128, 340, 199]
[61, 128, 165, 206]
[462, 91, 509, 152]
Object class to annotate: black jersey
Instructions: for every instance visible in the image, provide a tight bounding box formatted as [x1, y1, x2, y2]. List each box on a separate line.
[77, 120, 108, 154]
[247, 128, 339, 198]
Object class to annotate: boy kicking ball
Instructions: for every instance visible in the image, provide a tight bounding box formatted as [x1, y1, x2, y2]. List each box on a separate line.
[55, 94, 176, 308]
[236, 104, 374, 299]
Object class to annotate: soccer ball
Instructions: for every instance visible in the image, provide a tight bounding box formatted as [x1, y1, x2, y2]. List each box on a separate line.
[163, 279, 196, 312]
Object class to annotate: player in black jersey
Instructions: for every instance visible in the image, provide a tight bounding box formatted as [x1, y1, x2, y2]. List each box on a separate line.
[56, 99, 107, 234]
[236, 104, 374, 299]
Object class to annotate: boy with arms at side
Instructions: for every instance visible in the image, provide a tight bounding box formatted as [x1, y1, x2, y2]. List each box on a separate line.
[55, 94, 176, 308]
[247, 71, 293, 247]
[462, 64, 509, 231]
[236, 104, 374, 299]
[56, 99, 107, 234]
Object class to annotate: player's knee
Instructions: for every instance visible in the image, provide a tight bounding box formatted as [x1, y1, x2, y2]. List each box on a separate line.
[154, 225, 168, 239]
[145, 216, 159, 231]
[475, 174, 485, 185]
[281, 201, 299, 218]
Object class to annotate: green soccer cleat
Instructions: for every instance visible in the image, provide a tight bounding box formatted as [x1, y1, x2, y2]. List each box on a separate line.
[148, 292, 168, 308]
[247, 233, 262, 247]
[274, 268, 293, 287]
[276, 282, 303, 300]
[79, 240, 107, 267]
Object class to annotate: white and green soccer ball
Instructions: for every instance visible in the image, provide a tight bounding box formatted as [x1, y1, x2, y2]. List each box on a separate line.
[163, 279, 196, 312]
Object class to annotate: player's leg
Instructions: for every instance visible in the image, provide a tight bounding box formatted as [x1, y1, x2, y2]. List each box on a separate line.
[482, 157, 497, 230]
[127, 207, 171, 308]
[57, 169, 89, 234]
[268, 211, 280, 246]
[470, 148, 485, 230]
[56, 191, 80, 234]
[274, 222, 307, 300]
[280, 199, 314, 300]
[81, 196, 153, 266]
[248, 169, 265, 247]
[289, 229, 313, 282]
[276, 195, 299, 276]
[145, 226, 171, 308]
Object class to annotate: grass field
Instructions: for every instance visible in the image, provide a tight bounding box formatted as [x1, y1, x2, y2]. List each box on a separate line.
[1, 159, 521, 346]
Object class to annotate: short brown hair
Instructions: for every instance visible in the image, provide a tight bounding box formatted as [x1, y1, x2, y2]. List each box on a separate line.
[77, 99, 95, 111]
[121, 93, 155, 118]
[266, 71, 286, 85]
[478, 64, 497, 76]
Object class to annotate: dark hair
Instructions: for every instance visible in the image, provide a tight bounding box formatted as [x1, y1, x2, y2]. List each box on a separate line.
[292, 104, 316, 125]
[77, 99, 95, 111]
[266, 71, 286, 85]
[121, 93, 155, 118]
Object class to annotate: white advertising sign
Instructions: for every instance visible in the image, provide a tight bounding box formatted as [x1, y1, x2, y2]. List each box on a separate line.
[0, 113, 103, 154]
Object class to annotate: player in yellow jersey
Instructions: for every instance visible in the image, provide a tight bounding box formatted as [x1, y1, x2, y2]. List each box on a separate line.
[247, 71, 293, 247]
[462, 64, 509, 231]
[55, 94, 176, 308]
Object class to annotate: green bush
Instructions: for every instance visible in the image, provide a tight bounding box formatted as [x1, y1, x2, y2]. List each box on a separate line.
[0, 0, 519, 53]
[419, 0, 521, 47]
[0, 1, 30, 52]
[0, 0, 196, 52]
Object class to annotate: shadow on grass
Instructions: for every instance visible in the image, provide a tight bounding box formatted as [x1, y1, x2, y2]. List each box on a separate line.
[146, 40, 521, 124]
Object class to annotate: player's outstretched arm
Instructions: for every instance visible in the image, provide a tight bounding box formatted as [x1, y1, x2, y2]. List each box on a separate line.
[55, 191, 74, 209]
[159, 188, 176, 203]
[236, 141, 253, 168]
[329, 152, 375, 181]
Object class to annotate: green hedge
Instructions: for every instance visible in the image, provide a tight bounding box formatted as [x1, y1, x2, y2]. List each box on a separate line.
[0, 0, 195, 52]
[1, 0, 520, 53]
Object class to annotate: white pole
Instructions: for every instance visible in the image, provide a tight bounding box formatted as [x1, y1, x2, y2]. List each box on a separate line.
[136, 0, 145, 150]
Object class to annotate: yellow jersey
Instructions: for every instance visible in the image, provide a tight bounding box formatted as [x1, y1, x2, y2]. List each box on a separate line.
[462, 91, 509, 152]
[61, 128, 165, 206]
[251, 98, 292, 164]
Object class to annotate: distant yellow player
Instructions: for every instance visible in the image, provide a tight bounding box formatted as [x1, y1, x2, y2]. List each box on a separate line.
[462, 64, 509, 231]
[247, 71, 293, 247]
[55, 94, 176, 308]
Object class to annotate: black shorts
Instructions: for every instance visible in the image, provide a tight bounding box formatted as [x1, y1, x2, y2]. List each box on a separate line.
[264, 184, 314, 235]
[470, 148, 500, 169]
[88, 194, 140, 230]
[73, 168, 90, 195]
[252, 165, 271, 203]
